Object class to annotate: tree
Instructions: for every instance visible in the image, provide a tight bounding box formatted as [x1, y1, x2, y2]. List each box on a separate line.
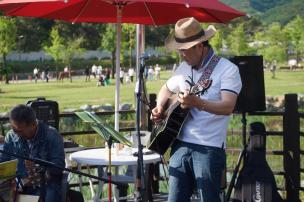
[145, 25, 170, 48]
[210, 28, 223, 54]
[62, 37, 84, 67]
[61, 37, 85, 82]
[101, 24, 116, 78]
[53, 21, 106, 50]
[16, 18, 53, 52]
[255, 22, 287, 64]
[122, 24, 136, 68]
[0, 17, 17, 84]
[284, 15, 304, 64]
[43, 27, 65, 74]
[227, 24, 252, 56]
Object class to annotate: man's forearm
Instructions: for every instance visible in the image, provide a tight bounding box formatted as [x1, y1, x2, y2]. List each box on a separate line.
[156, 85, 173, 108]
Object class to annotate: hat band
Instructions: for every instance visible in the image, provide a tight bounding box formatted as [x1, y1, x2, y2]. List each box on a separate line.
[175, 30, 205, 43]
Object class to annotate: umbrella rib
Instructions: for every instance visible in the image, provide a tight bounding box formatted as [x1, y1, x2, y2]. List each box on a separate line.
[72, 0, 91, 23]
[200, 7, 224, 23]
[6, 3, 29, 15]
[143, 2, 156, 26]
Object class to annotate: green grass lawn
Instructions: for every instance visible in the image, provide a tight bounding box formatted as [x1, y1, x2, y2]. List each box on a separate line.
[0, 75, 167, 113]
[1, 69, 304, 113]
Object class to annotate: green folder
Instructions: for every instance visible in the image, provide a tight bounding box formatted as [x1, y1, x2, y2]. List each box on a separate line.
[75, 111, 132, 147]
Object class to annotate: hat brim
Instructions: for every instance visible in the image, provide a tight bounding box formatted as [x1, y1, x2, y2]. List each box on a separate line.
[165, 25, 216, 51]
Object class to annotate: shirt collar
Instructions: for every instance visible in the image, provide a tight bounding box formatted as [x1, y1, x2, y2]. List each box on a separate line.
[193, 48, 214, 71]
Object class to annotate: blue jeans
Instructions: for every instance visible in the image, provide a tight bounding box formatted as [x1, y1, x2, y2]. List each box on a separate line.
[168, 140, 225, 202]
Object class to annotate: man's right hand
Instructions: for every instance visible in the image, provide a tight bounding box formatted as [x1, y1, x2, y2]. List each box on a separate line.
[151, 106, 164, 123]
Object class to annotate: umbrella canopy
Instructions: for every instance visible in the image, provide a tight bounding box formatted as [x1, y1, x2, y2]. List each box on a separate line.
[0, 0, 245, 25]
[0, 0, 245, 131]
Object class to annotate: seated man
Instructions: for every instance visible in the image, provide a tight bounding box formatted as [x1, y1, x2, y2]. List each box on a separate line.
[0, 104, 65, 202]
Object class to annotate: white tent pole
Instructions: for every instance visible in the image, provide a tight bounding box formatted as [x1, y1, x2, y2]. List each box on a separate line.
[115, 7, 122, 132]
[136, 24, 141, 75]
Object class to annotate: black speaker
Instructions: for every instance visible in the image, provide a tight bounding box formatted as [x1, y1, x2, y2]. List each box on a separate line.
[230, 56, 266, 112]
[26, 97, 59, 130]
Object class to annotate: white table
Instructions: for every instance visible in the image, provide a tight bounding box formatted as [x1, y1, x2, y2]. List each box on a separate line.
[69, 148, 160, 201]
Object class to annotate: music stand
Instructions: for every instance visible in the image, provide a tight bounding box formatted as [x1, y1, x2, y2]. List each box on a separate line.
[75, 111, 132, 202]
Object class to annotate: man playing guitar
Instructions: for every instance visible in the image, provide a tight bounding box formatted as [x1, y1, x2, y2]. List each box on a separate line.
[151, 17, 242, 202]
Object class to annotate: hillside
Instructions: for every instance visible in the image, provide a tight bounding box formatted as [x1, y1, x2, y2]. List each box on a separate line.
[221, 0, 304, 25]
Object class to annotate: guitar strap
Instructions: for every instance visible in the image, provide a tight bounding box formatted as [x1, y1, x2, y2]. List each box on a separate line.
[191, 54, 221, 92]
[197, 54, 221, 82]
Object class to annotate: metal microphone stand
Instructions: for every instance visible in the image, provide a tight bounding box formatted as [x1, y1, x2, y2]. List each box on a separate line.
[134, 56, 148, 202]
[38, 166, 46, 202]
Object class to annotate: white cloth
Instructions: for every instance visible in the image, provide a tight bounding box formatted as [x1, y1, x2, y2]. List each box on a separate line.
[166, 57, 242, 148]
[33, 68, 38, 75]
[120, 69, 124, 78]
[91, 64, 97, 74]
[64, 67, 68, 73]
[70, 148, 160, 166]
[155, 65, 161, 75]
[128, 68, 135, 76]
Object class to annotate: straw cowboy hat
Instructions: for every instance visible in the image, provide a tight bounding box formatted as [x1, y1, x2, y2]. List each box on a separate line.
[165, 17, 216, 51]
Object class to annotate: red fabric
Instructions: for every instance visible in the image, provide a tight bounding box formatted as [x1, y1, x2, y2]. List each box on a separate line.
[0, 0, 245, 25]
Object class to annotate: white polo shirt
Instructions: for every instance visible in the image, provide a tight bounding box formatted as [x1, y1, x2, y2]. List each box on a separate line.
[166, 57, 242, 148]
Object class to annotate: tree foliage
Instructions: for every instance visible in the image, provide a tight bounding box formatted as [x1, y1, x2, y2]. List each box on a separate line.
[44, 27, 84, 73]
[284, 15, 304, 63]
[227, 24, 251, 56]
[101, 24, 116, 78]
[15, 18, 53, 52]
[43, 27, 65, 66]
[122, 24, 136, 68]
[61, 37, 85, 67]
[255, 22, 287, 63]
[0, 16, 17, 83]
[210, 29, 223, 54]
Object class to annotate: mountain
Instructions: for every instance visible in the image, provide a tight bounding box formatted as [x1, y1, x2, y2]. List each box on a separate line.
[221, 0, 304, 25]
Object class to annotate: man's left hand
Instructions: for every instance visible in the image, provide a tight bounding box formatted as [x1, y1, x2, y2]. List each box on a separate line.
[178, 90, 200, 109]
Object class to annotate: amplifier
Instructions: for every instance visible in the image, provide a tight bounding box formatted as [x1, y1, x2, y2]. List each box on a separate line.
[26, 97, 59, 130]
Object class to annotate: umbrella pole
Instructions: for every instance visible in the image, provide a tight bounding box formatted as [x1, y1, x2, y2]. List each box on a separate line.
[114, 7, 122, 132]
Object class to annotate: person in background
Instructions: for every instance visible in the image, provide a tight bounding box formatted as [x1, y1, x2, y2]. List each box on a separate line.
[45, 67, 49, 83]
[151, 17, 242, 202]
[128, 67, 135, 82]
[85, 66, 90, 82]
[0, 105, 65, 202]
[270, 60, 277, 79]
[91, 64, 97, 78]
[148, 66, 154, 81]
[120, 68, 124, 84]
[33, 67, 39, 83]
[104, 68, 111, 86]
[154, 64, 161, 80]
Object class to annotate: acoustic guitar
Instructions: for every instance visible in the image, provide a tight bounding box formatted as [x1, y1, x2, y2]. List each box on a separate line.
[147, 79, 212, 155]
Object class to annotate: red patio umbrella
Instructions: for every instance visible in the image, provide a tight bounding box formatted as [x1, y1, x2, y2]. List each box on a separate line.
[0, 0, 244, 24]
[0, 0, 245, 131]
[0, 0, 245, 132]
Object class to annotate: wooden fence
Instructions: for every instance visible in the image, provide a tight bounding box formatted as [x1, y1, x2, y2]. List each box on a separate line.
[0, 94, 303, 201]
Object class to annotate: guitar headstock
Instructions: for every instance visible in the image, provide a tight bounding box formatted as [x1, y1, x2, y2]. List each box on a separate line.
[190, 79, 212, 95]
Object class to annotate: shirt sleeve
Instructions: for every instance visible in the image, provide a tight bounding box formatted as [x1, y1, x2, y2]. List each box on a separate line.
[46, 127, 65, 176]
[220, 62, 242, 95]
[166, 62, 191, 94]
[166, 75, 188, 93]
